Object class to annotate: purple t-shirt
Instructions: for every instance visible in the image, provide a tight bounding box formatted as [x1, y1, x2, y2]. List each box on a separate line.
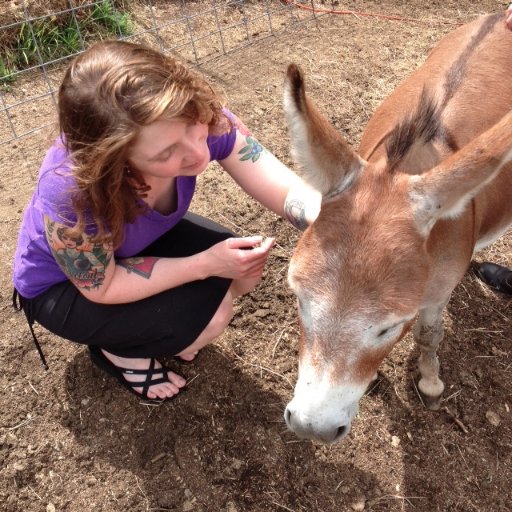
[13, 110, 237, 298]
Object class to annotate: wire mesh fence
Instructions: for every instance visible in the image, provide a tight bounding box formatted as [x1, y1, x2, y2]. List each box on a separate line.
[0, 0, 324, 146]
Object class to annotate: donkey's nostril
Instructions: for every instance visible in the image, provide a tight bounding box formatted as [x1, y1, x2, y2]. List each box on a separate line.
[336, 425, 348, 439]
[284, 408, 292, 425]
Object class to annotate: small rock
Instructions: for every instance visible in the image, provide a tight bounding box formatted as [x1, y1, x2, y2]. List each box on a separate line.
[253, 309, 270, 318]
[13, 462, 26, 471]
[46, 504, 56, 512]
[86, 476, 97, 486]
[226, 502, 239, 512]
[351, 497, 366, 511]
[491, 346, 507, 357]
[183, 498, 197, 511]
[6, 433, 17, 446]
[231, 458, 243, 470]
[486, 410, 501, 427]
[391, 435, 400, 447]
[459, 369, 475, 387]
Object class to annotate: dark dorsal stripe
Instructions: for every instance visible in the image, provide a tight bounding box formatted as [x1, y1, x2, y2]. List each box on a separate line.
[442, 12, 501, 108]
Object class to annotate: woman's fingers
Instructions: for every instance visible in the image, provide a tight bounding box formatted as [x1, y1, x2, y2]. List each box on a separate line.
[237, 239, 274, 267]
[227, 236, 275, 252]
[226, 236, 263, 249]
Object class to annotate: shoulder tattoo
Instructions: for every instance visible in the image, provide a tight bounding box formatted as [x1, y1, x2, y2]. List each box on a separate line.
[46, 219, 112, 290]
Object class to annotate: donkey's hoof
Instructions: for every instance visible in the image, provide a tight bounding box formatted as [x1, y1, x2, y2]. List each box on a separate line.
[420, 392, 442, 411]
[417, 376, 444, 410]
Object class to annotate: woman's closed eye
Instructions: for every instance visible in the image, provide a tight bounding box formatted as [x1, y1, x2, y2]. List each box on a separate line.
[154, 148, 174, 162]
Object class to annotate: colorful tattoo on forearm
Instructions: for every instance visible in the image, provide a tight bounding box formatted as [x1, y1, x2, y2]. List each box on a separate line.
[285, 198, 308, 231]
[117, 257, 158, 279]
[238, 135, 265, 163]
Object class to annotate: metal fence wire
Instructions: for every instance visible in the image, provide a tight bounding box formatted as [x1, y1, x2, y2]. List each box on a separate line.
[0, 0, 323, 146]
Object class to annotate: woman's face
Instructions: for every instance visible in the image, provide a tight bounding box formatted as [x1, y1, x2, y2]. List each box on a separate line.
[127, 118, 210, 180]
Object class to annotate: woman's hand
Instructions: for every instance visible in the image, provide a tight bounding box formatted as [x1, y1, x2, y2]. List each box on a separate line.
[203, 236, 275, 279]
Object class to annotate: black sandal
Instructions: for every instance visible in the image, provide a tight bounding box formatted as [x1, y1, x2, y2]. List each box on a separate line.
[89, 346, 184, 402]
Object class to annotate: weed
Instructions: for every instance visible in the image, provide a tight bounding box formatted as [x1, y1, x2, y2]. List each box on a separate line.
[89, 0, 132, 37]
[0, 1, 132, 84]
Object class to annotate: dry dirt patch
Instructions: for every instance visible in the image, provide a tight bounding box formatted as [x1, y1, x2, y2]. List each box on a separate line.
[1, 1, 511, 511]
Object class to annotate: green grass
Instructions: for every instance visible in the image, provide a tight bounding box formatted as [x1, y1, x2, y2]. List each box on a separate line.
[91, 0, 132, 36]
[0, 0, 132, 84]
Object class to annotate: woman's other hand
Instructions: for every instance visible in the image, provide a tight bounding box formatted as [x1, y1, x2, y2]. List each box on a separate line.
[204, 236, 275, 279]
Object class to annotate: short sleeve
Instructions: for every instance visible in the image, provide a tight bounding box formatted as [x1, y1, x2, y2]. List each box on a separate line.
[207, 108, 237, 161]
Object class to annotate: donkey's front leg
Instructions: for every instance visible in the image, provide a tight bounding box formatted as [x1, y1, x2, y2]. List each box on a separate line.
[413, 301, 449, 410]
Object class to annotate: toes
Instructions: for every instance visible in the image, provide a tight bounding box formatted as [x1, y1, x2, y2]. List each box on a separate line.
[177, 350, 198, 362]
[145, 383, 179, 400]
[139, 370, 185, 400]
[167, 371, 187, 389]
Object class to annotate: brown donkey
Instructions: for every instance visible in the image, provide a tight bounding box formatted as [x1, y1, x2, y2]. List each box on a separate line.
[283, 12, 512, 444]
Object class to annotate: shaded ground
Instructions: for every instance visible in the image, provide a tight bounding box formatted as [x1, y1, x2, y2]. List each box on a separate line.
[1, 1, 511, 511]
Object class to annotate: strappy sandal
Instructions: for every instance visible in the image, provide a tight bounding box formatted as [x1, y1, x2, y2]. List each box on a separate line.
[89, 346, 185, 402]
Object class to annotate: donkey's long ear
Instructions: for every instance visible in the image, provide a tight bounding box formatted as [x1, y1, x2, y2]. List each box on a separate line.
[283, 64, 367, 197]
[409, 109, 512, 236]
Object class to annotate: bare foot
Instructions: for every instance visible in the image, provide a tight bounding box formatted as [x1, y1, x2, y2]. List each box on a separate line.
[176, 350, 199, 362]
[102, 349, 186, 400]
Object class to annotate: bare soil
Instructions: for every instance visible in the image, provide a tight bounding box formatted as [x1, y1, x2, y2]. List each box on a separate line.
[1, 1, 511, 511]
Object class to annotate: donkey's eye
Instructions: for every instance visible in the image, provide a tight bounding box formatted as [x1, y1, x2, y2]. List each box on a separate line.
[377, 322, 403, 338]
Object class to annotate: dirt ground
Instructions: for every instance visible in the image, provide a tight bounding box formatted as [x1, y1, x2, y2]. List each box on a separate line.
[1, 1, 512, 511]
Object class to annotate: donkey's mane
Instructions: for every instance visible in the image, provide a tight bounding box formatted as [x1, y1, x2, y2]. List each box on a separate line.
[385, 12, 501, 172]
[385, 89, 441, 172]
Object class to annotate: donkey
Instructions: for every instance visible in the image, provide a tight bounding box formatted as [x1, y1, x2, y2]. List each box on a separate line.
[283, 12, 512, 444]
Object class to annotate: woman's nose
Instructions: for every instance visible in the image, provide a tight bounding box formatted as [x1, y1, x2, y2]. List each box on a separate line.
[184, 137, 204, 161]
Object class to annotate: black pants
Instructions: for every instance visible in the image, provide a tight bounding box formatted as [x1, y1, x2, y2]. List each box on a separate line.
[17, 213, 233, 358]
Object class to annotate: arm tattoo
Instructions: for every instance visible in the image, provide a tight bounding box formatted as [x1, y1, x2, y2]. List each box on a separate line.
[117, 256, 159, 279]
[238, 135, 266, 163]
[46, 219, 111, 290]
[285, 197, 309, 230]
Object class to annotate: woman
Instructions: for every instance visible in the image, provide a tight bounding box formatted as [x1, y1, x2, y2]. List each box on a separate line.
[13, 40, 320, 402]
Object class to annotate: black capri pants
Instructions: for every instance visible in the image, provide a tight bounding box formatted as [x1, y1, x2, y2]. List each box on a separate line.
[18, 212, 233, 358]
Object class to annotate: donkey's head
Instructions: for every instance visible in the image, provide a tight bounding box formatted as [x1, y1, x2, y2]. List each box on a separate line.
[283, 64, 512, 444]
